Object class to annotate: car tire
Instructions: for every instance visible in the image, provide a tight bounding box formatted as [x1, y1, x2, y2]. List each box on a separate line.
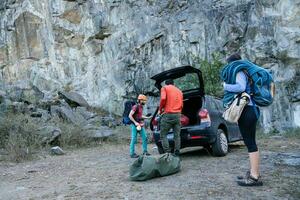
[212, 129, 228, 157]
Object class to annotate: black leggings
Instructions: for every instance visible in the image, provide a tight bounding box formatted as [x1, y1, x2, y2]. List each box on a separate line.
[238, 106, 260, 153]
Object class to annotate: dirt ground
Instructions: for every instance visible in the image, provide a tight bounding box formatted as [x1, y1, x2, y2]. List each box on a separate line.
[0, 135, 299, 200]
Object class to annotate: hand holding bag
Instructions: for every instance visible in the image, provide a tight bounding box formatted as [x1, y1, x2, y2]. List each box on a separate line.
[223, 92, 250, 123]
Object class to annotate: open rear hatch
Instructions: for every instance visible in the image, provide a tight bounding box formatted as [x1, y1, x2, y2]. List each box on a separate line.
[150, 65, 205, 130]
[151, 65, 204, 96]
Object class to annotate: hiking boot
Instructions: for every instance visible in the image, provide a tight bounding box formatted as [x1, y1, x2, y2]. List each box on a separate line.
[143, 151, 151, 156]
[237, 170, 250, 180]
[237, 175, 263, 186]
[130, 153, 139, 158]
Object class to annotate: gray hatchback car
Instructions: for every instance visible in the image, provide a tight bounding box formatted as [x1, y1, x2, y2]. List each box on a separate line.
[150, 65, 242, 156]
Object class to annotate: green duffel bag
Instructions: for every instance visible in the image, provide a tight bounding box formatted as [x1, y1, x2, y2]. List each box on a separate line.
[129, 153, 181, 181]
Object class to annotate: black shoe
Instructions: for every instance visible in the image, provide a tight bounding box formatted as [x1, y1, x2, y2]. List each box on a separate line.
[143, 151, 151, 156]
[130, 153, 139, 158]
[173, 150, 180, 157]
[237, 170, 250, 180]
[237, 175, 263, 186]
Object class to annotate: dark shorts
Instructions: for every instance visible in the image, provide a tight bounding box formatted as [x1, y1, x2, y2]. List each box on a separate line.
[238, 106, 260, 153]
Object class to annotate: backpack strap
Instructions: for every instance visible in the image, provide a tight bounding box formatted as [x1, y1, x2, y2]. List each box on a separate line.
[242, 70, 260, 119]
[242, 70, 253, 89]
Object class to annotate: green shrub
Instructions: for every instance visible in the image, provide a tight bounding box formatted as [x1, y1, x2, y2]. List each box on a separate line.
[192, 52, 225, 97]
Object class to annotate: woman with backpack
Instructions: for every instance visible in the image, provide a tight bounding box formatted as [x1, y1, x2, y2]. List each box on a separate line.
[128, 94, 151, 158]
[222, 53, 263, 186]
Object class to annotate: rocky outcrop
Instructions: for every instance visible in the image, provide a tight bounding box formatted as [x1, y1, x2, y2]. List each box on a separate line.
[0, 0, 299, 132]
[58, 91, 89, 108]
[0, 86, 117, 142]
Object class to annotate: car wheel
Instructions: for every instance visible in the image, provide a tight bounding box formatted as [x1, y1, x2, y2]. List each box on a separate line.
[212, 129, 228, 157]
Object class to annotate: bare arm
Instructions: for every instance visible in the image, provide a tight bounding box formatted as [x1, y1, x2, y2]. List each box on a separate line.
[142, 115, 151, 119]
[224, 72, 247, 93]
[129, 110, 139, 126]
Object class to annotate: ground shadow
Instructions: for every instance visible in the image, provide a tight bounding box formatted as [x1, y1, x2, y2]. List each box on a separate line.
[179, 147, 211, 158]
[179, 143, 245, 158]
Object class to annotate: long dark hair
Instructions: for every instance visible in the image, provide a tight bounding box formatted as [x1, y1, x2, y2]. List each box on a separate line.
[226, 53, 241, 63]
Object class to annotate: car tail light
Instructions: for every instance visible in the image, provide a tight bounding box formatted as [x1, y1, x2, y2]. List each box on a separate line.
[191, 136, 204, 139]
[199, 109, 211, 126]
[199, 109, 208, 118]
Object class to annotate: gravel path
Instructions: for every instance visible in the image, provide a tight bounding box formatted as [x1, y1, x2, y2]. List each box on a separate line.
[0, 138, 299, 200]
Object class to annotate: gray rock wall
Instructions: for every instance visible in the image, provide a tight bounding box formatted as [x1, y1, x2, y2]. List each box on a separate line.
[0, 0, 299, 132]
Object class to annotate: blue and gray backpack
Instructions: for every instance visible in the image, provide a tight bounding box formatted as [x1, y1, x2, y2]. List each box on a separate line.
[221, 60, 275, 107]
[122, 100, 136, 125]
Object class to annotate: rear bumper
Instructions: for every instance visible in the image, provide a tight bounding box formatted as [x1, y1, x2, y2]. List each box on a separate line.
[153, 125, 217, 148]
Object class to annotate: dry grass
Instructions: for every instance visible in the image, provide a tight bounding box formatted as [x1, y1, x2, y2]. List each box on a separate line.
[104, 125, 131, 144]
[257, 127, 300, 139]
[48, 116, 95, 148]
[0, 113, 41, 162]
[0, 112, 150, 162]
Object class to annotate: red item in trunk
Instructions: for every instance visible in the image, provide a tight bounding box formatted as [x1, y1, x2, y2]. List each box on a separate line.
[180, 114, 189, 126]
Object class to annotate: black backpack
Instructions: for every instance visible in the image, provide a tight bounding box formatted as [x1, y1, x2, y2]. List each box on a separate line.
[122, 100, 136, 125]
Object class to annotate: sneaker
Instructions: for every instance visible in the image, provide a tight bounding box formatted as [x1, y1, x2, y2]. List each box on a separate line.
[143, 151, 151, 156]
[130, 153, 139, 158]
[237, 175, 263, 186]
[237, 170, 250, 180]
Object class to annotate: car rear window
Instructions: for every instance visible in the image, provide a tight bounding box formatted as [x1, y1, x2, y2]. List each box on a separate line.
[174, 73, 200, 92]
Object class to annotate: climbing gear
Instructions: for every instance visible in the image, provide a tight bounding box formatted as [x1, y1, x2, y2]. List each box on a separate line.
[221, 60, 274, 108]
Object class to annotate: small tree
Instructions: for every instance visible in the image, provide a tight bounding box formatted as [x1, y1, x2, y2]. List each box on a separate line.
[192, 53, 225, 97]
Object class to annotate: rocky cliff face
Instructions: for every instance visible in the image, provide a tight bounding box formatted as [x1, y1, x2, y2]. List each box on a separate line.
[0, 0, 299, 132]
